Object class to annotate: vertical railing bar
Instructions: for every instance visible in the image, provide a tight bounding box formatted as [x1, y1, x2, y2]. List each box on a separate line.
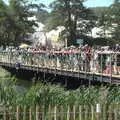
[48, 105, 51, 120]
[73, 105, 76, 120]
[54, 105, 57, 120]
[16, 106, 19, 120]
[60, 105, 64, 120]
[79, 105, 82, 120]
[3, 106, 6, 120]
[67, 106, 70, 120]
[23, 106, 26, 120]
[29, 107, 32, 120]
[91, 105, 94, 120]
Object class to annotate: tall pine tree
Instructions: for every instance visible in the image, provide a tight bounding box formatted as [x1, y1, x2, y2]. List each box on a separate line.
[45, 0, 96, 46]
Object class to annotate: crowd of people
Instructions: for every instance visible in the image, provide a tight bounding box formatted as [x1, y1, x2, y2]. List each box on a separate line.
[0, 44, 120, 75]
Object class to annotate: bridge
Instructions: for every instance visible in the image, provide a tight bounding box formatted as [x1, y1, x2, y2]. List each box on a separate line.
[0, 50, 120, 86]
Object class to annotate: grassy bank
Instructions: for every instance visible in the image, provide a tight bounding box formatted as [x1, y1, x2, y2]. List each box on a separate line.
[0, 67, 8, 77]
[0, 76, 120, 106]
[0, 76, 120, 119]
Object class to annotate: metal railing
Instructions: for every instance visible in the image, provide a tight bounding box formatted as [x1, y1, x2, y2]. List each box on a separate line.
[0, 51, 120, 78]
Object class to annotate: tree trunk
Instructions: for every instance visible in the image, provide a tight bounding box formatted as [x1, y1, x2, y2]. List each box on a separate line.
[65, 0, 74, 46]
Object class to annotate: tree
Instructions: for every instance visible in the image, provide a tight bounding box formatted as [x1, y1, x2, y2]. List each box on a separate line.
[45, 0, 96, 46]
[28, 3, 49, 24]
[91, 7, 108, 18]
[108, 0, 120, 43]
[93, 0, 120, 45]
[0, 0, 37, 46]
[0, 0, 9, 45]
[97, 10, 110, 38]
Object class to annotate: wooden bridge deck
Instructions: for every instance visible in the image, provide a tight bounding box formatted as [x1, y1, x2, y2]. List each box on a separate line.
[0, 62, 120, 84]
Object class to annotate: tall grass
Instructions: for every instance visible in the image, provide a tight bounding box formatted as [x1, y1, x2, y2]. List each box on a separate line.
[0, 77, 120, 107]
[0, 76, 17, 105]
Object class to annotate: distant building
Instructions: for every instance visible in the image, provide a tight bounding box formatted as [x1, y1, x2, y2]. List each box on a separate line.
[28, 16, 115, 48]
[28, 16, 64, 48]
[89, 26, 113, 38]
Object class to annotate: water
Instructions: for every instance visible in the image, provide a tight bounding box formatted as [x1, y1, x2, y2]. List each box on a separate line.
[0, 67, 33, 91]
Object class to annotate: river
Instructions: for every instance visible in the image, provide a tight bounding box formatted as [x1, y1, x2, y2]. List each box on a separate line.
[0, 67, 33, 91]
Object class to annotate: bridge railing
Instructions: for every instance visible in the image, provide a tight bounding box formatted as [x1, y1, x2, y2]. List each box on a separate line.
[0, 51, 120, 77]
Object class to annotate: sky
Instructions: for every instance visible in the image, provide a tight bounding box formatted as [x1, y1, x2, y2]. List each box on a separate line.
[29, 0, 114, 7]
[4, 0, 114, 7]
[84, 0, 114, 7]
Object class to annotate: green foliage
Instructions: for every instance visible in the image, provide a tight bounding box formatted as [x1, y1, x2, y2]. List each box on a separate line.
[44, 0, 96, 46]
[96, 0, 120, 44]
[91, 7, 108, 18]
[107, 85, 120, 104]
[28, 3, 49, 24]
[1, 76, 120, 107]
[17, 84, 120, 106]
[24, 84, 66, 106]
[0, 76, 17, 105]
[0, 0, 37, 46]
[108, 0, 120, 42]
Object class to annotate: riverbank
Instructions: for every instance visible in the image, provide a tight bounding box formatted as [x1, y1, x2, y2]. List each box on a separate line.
[0, 67, 8, 77]
[0, 67, 33, 90]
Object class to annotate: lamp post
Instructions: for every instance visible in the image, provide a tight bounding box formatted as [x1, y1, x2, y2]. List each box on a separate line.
[64, 32, 69, 48]
[65, 38, 68, 48]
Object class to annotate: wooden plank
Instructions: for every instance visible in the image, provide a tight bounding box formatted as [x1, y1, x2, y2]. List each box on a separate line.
[91, 106, 94, 120]
[114, 104, 118, 120]
[73, 105, 76, 120]
[96, 104, 101, 120]
[42, 105, 45, 120]
[36, 106, 39, 120]
[3, 106, 6, 120]
[108, 105, 113, 120]
[85, 106, 88, 120]
[67, 106, 70, 120]
[79, 106, 82, 120]
[9, 106, 12, 120]
[23, 106, 26, 120]
[16, 106, 19, 120]
[60, 106, 64, 120]
[0, 62, 120, 84]
[54, 106, 57, 120]
[29, 107, 32, 120]
[48, 105, 51, 120]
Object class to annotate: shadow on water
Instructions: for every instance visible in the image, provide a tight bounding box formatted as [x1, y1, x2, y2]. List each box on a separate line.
[0, 67, 33, 92]
[0, 67, 108, 90]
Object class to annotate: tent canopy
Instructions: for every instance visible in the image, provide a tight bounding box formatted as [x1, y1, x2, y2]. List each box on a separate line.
[19, 43, 29, 48]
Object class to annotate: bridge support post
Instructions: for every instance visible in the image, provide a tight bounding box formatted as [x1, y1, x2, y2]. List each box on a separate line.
[65, 78, 68, 88]
[44, 72, 46, 81]
[89, 78, 91, 87]
[32, 72, 39, 84]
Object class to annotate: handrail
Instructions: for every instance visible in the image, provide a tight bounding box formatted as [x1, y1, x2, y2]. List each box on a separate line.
[0, 51, 120, 79]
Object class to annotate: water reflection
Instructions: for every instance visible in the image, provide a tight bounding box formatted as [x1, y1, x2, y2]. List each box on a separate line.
[0, 67, 34, 91]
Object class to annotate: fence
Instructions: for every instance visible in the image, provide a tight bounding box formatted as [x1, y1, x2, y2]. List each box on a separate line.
[0, 51, 120, 77]
[0, 104, 120, 120]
